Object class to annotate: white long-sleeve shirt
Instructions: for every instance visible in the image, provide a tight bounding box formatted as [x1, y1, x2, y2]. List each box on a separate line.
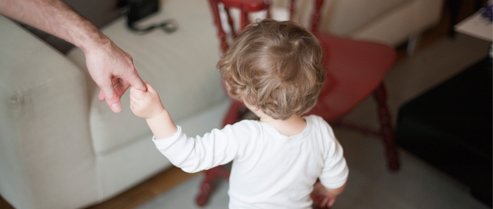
[152, 115, 348, 209]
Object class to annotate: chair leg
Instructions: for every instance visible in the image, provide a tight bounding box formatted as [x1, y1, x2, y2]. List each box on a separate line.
[195, 166, 230, 206]
[373, 84, 400, 171]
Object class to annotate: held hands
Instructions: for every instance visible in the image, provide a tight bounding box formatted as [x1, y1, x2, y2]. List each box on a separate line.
[130, 83, 177, 139]
[129, 83, 165, 119]
[84, 40, 146, 113]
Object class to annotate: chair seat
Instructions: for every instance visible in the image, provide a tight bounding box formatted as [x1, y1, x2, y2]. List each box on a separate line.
[309, 32, 396, 121]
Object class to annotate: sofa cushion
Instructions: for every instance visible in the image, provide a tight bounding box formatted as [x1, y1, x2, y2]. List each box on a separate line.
[67, 0, 227, 155]
[0, 16, 97, 209]
[322, 0, 409, 35]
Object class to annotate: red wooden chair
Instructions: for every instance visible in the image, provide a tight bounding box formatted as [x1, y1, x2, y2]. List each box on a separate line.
[196, 0, 400, 206]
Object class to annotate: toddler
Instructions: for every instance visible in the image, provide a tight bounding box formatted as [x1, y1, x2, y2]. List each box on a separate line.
[130, 19, 348, 209]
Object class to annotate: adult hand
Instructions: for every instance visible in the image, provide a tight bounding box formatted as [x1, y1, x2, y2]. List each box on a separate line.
[0, 0, 146, 113]
[84, 40, 146, 113]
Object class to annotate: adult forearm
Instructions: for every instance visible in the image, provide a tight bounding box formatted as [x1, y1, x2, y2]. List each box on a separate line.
[0, 0, 108, 52]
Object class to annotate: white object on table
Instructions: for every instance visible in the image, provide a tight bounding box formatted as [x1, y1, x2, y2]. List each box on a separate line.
[455, 10, 493, 57]
[456, 12, 492, 41]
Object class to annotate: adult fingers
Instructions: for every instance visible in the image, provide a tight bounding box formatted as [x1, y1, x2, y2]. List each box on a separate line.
[113, 79, 129, 99]
[98, 89, 105, 101]
[100, 83, 121, 113]
[125, 71, 147, 92]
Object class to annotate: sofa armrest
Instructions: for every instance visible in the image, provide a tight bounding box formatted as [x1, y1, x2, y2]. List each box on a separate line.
[0, 17, 98, 209]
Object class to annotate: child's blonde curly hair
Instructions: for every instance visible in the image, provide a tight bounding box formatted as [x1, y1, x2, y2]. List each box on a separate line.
[218, 19, 325, 120]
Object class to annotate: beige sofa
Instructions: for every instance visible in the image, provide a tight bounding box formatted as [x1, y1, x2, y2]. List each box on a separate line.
[0, 0, 443, 208]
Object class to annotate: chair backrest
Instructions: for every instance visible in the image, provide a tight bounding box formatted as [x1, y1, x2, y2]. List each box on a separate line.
[207, 0, 271, 53]
[207, 0, 326, 53]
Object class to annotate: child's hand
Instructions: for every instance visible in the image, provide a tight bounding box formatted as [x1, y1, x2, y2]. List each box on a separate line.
[311, 181, 339, 209]
[130, 83, 165, 119]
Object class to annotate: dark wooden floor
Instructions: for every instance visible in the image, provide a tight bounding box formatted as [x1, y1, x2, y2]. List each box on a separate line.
[85, 167, 197, 209]
[0, 1, 483, 208]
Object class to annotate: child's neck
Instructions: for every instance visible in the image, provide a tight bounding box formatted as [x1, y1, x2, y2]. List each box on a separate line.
[260, 114, 306, 137]
[243, 102, 307, 136]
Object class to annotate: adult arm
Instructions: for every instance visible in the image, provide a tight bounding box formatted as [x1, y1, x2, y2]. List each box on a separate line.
[0, 0, 146, 112]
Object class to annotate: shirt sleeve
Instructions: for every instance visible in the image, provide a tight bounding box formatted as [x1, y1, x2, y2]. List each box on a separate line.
[319, 135, 349, 189]
[152, 122, 250, 173]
